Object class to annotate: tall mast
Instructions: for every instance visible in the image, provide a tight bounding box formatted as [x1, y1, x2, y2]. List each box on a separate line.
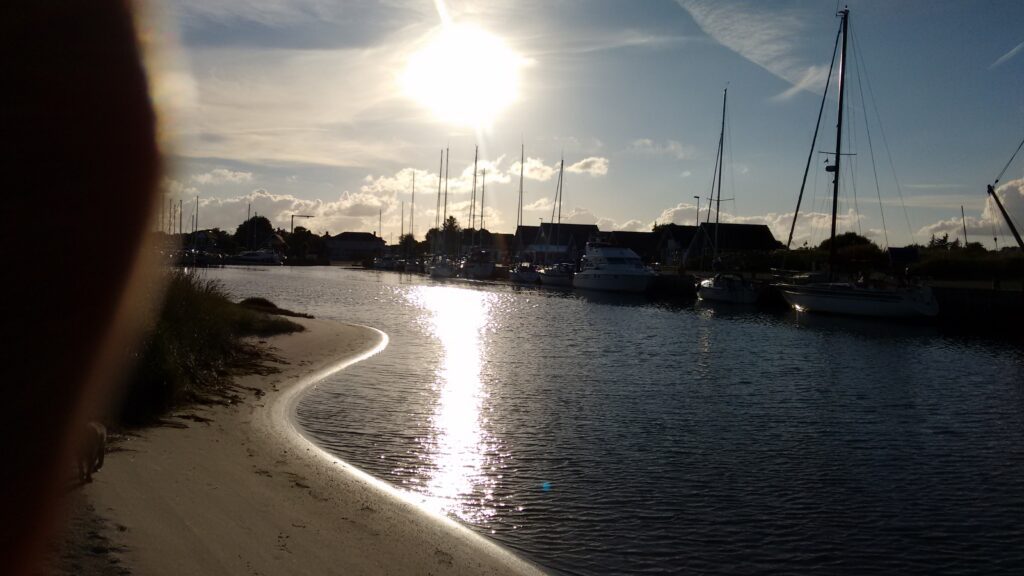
[435, 150, 443, 232]
[788, 25, 842, 249]
[714, 87, 727, 260]
[828, 8, 850, 279]
[480, 169, 486, 231]
[410, 172, 415, 240]
[517, 144, 525, 255]
[555, 156, 564, 253]
[470, 146, 478, 250]
[442, 147, 449, 223]
[986, 135, 1024, 250]
[961, 205, 968, 245]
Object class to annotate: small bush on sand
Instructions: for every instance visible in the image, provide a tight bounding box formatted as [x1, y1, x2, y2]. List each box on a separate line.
[118, 271, 303, 424]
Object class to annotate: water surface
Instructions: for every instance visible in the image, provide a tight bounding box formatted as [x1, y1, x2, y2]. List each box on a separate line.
[208, 266, 1024, 575]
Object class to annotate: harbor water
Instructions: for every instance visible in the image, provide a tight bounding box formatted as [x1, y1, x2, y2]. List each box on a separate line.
[207, 266, 1024, 575]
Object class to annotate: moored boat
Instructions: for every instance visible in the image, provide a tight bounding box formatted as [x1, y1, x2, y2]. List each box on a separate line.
[509, 262, 541, 284]
[538, 262, 574, 287]
[697, 274, 763, 304]
[777, 282, 938, 317]
[774, 8, 938, 319]
[573, 242, 655, 293]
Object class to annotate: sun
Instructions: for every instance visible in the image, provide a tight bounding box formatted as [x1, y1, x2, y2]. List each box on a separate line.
[402, 23, 524, 128]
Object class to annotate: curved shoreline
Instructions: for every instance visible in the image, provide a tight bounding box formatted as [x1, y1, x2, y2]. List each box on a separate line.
[76, 317, 546, 575]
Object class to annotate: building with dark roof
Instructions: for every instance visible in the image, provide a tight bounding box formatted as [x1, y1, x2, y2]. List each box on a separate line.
[324, 231, 385, 261]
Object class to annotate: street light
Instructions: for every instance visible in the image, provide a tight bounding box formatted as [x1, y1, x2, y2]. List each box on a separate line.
[291, 214, 313, 234]
[693, 196, 701, 227]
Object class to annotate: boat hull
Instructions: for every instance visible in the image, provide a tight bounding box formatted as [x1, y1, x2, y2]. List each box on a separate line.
[777, 283, 939, 318]
[697, 278, 761, 304]
[461, 262, 495, 280]
[429, 263, 456, 278]
[573, 272, 653, 293]
[538, 272, 573, 287]
[510, 270, 541, 284]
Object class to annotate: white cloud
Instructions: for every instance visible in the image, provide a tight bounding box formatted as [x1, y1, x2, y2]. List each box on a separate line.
[566, 157, 609, 176]
[523, 197, 554, 212]
[510, 157, 560, 182]
[192, 168, 254, 184]
[917, 178, 1024, 246]
[628, 138, 695, 160]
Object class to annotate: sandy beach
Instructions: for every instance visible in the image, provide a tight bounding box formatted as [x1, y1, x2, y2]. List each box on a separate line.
[59, 318, 545, 575]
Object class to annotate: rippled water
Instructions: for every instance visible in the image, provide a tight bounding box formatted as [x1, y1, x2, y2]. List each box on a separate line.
[207, 266, 1024, 575]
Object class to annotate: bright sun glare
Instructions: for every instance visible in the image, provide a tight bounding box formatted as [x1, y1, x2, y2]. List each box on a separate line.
[402, 23, 523, 128]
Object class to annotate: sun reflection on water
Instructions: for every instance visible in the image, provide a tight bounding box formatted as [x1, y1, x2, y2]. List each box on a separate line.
[407, 285, 497, 523]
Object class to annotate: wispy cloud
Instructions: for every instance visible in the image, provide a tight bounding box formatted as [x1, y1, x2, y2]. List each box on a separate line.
[676, 0, 834, 99]
[627, 138, 695, 160]
[192, 168, 254, 184]
[990, 40, 1024, 69]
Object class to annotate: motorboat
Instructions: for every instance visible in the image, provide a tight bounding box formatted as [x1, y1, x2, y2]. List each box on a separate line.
[459, 250, 496, 279]
[538, 262, 574, 287]
[509, 262, 541, 284]
[237, 249, 283, 265]
[428, 258, 457, 278]
[697, 274, 763, 304]
[572, 242, 655, 293]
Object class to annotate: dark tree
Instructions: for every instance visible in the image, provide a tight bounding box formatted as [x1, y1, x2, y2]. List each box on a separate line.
[233, 216, 273, 250]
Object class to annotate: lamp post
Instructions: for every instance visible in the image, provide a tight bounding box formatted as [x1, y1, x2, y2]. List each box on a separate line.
[291, 214, 313, 234]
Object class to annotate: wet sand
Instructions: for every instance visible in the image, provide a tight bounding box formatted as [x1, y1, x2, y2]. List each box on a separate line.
[66, 318, 545, 575]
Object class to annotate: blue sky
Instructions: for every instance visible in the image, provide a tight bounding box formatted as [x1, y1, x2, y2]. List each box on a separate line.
[148, 0, 1024, 248]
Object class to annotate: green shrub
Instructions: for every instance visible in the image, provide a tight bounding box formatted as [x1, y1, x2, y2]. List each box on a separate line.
[118, 271, 303, 424]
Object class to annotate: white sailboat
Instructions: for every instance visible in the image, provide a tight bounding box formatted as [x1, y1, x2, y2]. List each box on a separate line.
[696, 86, 763, 304]
[775, 9, 938, 318]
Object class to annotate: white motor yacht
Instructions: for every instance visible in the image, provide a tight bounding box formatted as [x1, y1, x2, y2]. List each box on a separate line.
[572, 242, 655, 293]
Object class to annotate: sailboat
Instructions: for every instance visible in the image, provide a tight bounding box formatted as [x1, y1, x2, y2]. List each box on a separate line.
[696, 87, 764, 304]
[538, 157, 575, 287]
[775, 9, 938, 318]
[429, 147, 457, 279]
[510, 144, 541, 284]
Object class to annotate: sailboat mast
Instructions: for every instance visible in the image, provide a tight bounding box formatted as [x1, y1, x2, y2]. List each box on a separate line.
[517, 144, 524, 230]
[480, 169, 486, 230]
[714, 87, 727, 259]
[436, 150, 443, 231]
[410, 172, 415, 240]
[829, 8, 850, 278]
[470, 146, 478, 235]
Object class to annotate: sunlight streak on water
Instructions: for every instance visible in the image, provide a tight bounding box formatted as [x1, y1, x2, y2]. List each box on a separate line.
[407, 285, 495, 522]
